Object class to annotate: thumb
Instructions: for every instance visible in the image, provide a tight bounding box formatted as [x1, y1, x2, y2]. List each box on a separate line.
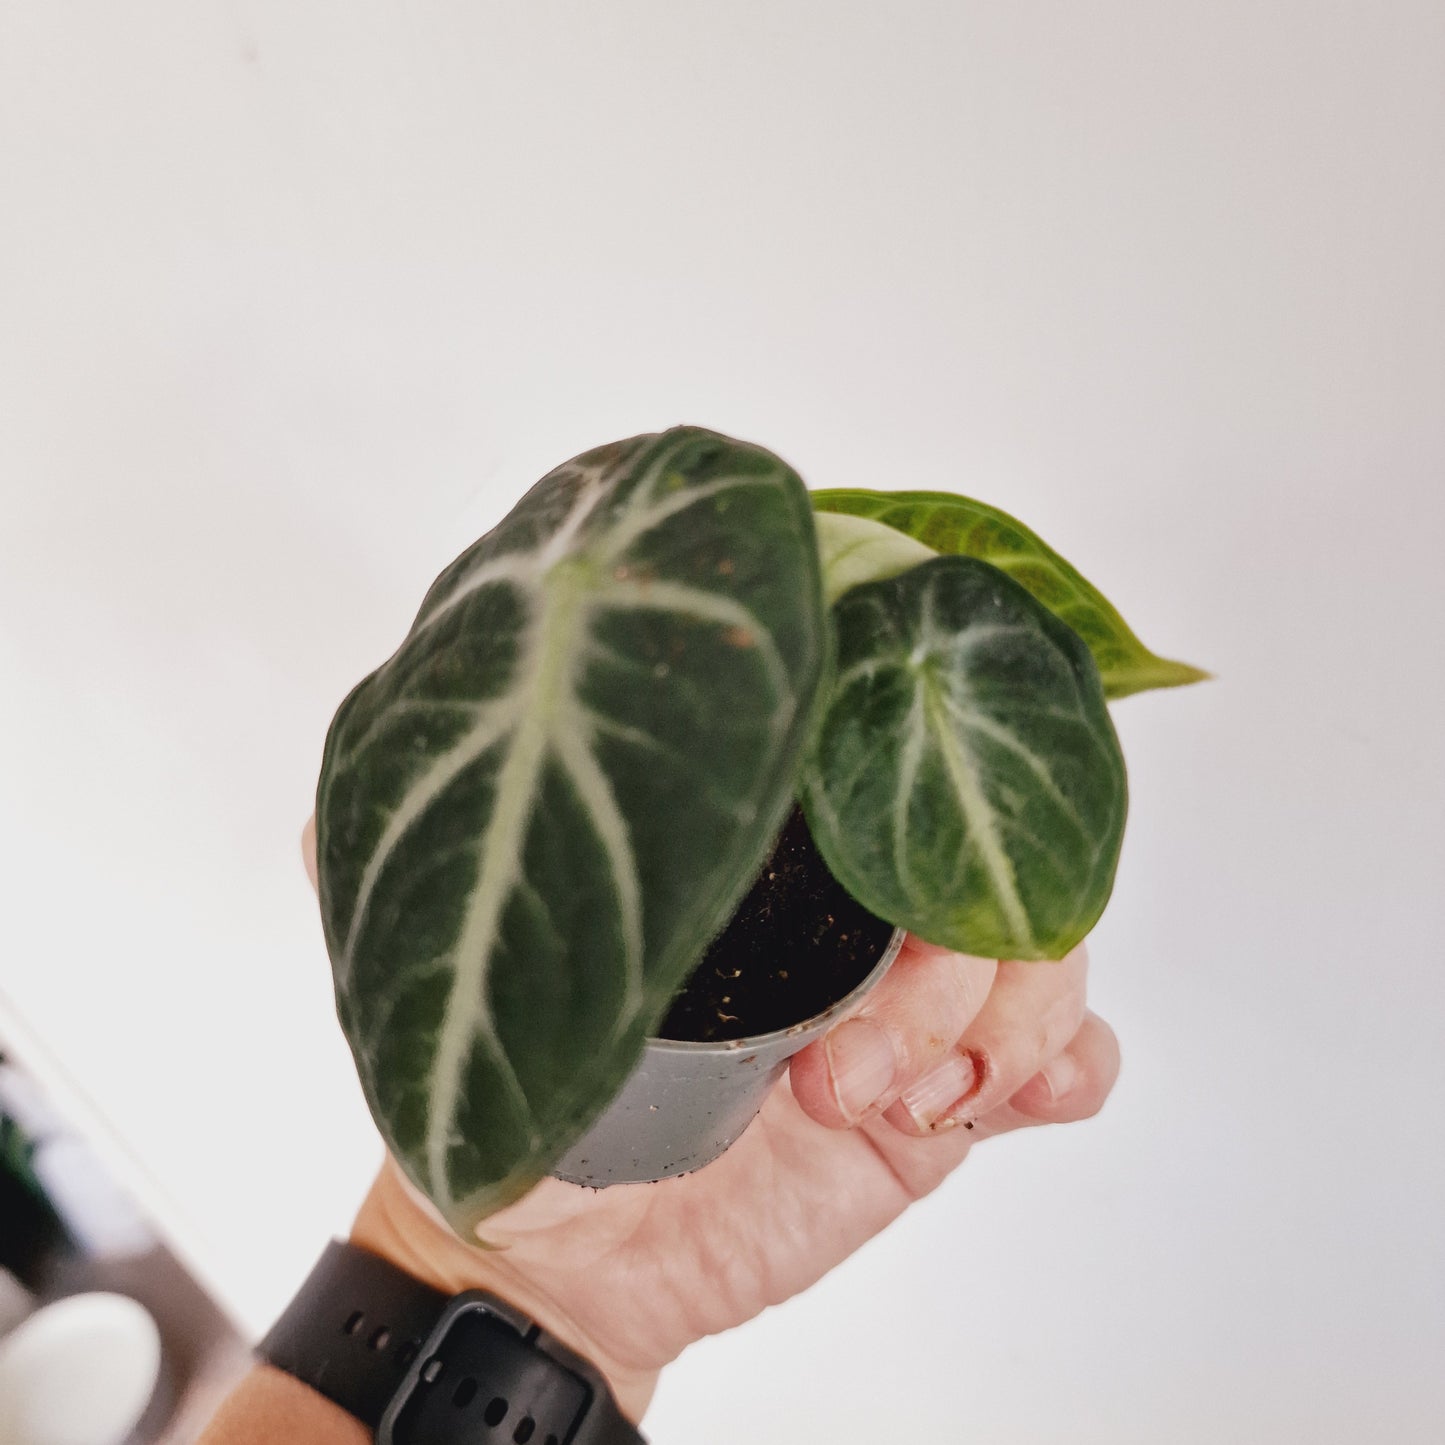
[301, 814, 318, 892]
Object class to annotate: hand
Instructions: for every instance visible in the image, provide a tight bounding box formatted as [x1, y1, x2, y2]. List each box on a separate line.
[303, 821, 1120, 1423]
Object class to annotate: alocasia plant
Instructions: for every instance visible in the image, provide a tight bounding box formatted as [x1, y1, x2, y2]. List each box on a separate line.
[316, 426, 1202, 1233]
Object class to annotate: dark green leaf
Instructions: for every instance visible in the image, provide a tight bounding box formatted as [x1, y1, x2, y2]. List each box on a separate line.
[802, 556, 1127, 960]
[317, 428, 827, 1231]
[811, 489, 1207, 698]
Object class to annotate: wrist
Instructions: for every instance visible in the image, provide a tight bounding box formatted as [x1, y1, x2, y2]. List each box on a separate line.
[349, 1159, 658, 1425]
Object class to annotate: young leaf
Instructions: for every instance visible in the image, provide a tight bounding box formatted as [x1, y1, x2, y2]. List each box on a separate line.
[317, 428, 827, 1232]
[812, 510, 935, 605]
[802, 556, 1127, 961]
[811, 489, 1207, 698]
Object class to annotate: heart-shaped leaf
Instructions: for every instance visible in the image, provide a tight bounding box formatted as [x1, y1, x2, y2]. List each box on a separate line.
[811, 489, 1207, 699]
[317, 428, 827, 1231]
[802, 555, 1127, 961]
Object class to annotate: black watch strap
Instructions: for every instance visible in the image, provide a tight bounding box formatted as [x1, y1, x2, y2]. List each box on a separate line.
[258, 1240, 645, 1444]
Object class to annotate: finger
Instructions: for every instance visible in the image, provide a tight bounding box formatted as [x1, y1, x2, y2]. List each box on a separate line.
[790, 936, 997, 1129]
[996, 1009, 1121, 1127]
[859, 1010, 1119, 1201]
[301, 814, 318, 892]
[882, 943, 1089, 1136]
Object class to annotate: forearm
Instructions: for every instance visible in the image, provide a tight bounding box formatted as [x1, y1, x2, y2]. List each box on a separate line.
[200, 1364, 369, 1444]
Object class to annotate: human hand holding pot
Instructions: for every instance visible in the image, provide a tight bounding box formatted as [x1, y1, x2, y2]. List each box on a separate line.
[356, 949, 1117, 1421]
[201, 833, 1117, 1441]
[316, 821, 1120, 1424]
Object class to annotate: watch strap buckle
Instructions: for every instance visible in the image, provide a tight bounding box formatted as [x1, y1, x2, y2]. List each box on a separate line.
[377, 1290, 591, 1444]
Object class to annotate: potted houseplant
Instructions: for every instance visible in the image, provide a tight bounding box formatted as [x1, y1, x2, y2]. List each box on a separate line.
[314, 426, 1203, 1236]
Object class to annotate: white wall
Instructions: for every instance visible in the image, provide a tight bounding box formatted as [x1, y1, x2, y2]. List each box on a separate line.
[2, 3, 1441, 1439]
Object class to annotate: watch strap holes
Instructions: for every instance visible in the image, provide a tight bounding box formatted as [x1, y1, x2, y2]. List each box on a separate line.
[265, 1245, 643, 1444]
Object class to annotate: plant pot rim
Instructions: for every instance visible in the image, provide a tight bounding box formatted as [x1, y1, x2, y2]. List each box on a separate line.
[642, 924, 906, 1055]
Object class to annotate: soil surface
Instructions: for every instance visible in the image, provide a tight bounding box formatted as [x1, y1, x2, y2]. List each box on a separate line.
[658, 806, 895, 1042]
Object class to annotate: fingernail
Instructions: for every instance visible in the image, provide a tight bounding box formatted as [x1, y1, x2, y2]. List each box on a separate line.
[1038, 1051, 1078, 1104]
[899, 1051, 978, 1133]
[1013, 1051, 1080, 1111]
[825, 1019, 898, 1123]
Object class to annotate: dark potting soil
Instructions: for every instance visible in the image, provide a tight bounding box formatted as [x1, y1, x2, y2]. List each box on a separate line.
[657, 806, 895, 1043]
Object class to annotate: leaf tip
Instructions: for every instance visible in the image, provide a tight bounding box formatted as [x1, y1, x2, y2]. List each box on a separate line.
[1155, 658, 1215, 690]
[1105, 656, 1213, 699]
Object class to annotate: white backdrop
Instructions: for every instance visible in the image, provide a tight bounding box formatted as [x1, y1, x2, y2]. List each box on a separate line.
[2, 3, 1442, 1440]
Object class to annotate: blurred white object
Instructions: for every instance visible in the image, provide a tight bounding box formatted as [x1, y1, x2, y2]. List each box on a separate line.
[0, 1292, 161, 1445]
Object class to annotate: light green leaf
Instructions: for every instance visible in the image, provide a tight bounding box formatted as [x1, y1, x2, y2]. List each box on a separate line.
[811, 489, 1207, 698]
[317, 428, 827, 1231]
[812, 511, 936, 605]
[802, 556, 1127, 960]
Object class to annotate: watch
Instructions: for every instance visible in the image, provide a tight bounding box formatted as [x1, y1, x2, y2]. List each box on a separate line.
[258, 1239, 646, 1444]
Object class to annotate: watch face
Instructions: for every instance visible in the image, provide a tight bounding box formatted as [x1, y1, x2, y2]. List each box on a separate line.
[383, 1305, 588, 1445]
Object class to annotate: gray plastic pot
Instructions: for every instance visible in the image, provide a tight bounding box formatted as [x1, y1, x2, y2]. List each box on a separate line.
[552, 926, 905, 1187]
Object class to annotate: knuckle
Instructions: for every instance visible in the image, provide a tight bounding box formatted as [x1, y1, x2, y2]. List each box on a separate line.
[1029, 987, 1087, 1066]
[943, 952, 996, 1023]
